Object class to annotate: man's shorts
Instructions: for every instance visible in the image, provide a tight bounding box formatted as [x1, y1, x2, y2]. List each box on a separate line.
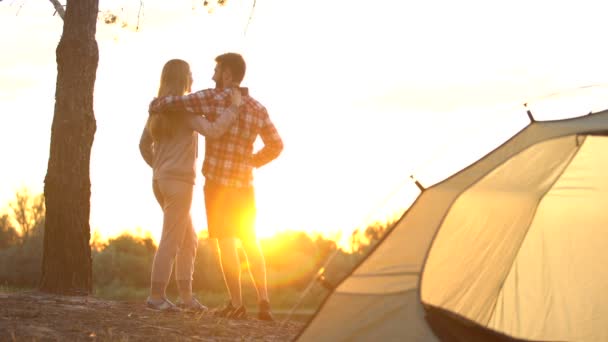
[204, 180, 257, 242]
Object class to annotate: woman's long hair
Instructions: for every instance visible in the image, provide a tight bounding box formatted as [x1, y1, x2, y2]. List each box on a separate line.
[147, 59, 192, 141]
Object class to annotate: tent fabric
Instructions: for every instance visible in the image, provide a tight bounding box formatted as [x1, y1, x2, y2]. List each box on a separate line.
[422, 135, 582, 323]
[295, 110, 608, 342]
[486, 136, 608, 341]
[296, 290, 436, 341]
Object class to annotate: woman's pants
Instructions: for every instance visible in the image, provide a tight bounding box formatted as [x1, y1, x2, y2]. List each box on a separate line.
[150, 179, 198, 288]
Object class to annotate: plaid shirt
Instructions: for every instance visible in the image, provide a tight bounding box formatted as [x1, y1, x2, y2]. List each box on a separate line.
[150, 88, 283, 188]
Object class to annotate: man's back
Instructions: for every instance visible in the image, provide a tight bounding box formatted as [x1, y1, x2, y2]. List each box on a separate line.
[204, 93, 283, 188]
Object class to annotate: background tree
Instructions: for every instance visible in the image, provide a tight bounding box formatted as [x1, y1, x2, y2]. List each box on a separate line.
[0, 215, 19, 249]
[0, 190, 46, 288]
[40, 0, 99, 295]
[9, 188, 44, 245]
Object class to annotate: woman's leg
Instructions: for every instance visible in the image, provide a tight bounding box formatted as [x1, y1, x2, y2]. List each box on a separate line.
[149, 179, 193, 301]
[175, 210, 197, 303]
[149, 180, 166, 301]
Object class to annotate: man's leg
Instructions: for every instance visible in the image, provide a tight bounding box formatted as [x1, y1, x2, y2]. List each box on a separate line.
[217, 237, 243, 308]
[240, 239, 269, 303]
[205, 180, 246, 317]
[241, 238, 273, 320]
[238, 186, 273, 320]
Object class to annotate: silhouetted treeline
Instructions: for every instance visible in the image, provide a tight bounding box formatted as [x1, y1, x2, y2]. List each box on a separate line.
[0, 190, 391, 308]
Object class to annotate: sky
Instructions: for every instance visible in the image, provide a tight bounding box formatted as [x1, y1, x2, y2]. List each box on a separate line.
[1, 0, 608, 247]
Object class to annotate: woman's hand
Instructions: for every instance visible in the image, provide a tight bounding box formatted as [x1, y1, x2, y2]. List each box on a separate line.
[230, 87, 242, 108]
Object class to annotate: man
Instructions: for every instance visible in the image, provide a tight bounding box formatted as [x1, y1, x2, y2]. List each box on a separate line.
[150, 53, 283, 321]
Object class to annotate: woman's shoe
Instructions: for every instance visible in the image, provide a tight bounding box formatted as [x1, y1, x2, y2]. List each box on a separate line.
[177, 297, 209, 312]
[145, 297, 181, 312]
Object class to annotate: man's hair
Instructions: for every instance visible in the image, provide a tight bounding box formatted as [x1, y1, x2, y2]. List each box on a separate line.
[215, 52, 246, 84]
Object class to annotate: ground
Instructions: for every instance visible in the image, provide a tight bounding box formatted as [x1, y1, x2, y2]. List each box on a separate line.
[0, 291, 305, 341]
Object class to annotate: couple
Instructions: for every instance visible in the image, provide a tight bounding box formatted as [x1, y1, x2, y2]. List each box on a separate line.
[139, 53, 283, 321]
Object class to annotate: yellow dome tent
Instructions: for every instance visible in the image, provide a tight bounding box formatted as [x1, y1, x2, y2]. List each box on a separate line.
[296, 109, 608, 342]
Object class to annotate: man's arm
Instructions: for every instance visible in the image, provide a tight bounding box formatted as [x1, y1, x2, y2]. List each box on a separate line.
[186, 106, 239, 139]
[251, 109, 283, 168]
[149, 88, 221, 115]
[183, 87, 242, 138]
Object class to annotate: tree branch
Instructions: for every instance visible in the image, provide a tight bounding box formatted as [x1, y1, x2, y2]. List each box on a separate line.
[48, 0, 65, 20]
[135, 0, 143, 31]
[244, 0, 257, 35]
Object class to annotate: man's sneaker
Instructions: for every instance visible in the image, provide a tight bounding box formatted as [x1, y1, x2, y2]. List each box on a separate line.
[258, 300, 274, 321]
[215, 301, 246, 319]
[228, 305, 247, 319]
[176, 297, 209, 312]
[214, 301, 236, 317]
[146, 297, 181, 312]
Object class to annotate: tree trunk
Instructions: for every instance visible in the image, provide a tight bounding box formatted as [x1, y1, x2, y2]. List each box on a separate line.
[40, 0, 99, 295]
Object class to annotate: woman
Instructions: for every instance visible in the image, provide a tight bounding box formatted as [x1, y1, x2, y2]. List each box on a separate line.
[139, 59, 241, 311]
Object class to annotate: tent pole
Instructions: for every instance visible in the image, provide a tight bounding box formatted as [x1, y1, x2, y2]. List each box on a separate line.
[410, 175, 425, 191]
[524, 103, 535, 122]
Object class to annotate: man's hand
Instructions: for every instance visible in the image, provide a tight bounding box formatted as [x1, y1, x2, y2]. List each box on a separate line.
[148, 98, 161, 116]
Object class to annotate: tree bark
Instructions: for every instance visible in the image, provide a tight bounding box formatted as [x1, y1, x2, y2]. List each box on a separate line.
[40, 0, 99, 295]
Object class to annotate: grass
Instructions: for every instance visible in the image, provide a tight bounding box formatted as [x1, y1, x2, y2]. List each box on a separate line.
[0, 284, 31, 293]
[92, 281, 327, 323]
[1, 283, 319, 323]
[1, 278, 328, 311]
[94, 284, 149, 301]
[94, 285, 325, 309]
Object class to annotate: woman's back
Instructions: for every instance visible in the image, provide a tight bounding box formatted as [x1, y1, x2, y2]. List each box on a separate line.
[141, 116, 199, 185]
